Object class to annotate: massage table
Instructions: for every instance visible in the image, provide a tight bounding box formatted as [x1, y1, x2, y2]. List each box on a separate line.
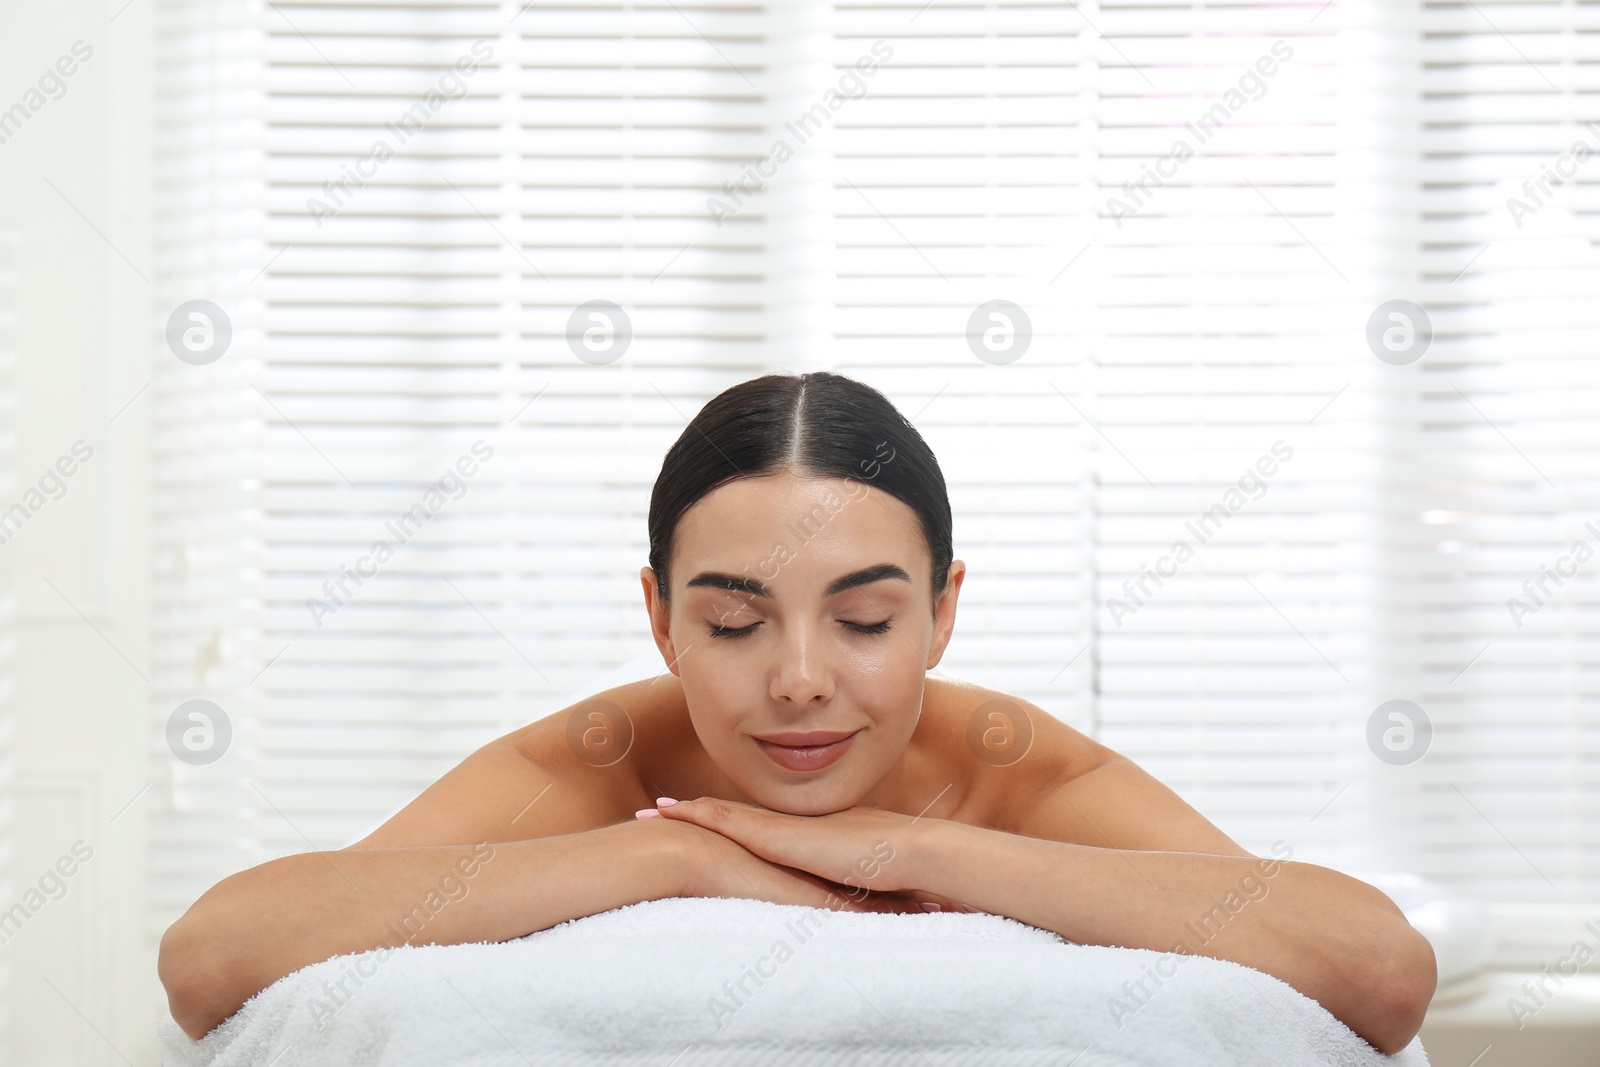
[158, 887, 1455, 1066]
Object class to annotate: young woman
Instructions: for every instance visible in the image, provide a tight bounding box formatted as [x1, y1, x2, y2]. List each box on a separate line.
[158, 371, 1436, 1053]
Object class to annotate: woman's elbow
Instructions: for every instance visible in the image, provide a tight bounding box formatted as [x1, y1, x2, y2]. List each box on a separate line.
[159, 910, 242, 1041]
[1367, 926, 1438, 1055]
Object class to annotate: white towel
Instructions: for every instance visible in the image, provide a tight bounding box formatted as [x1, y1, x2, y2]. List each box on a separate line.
[158, 895, 1431, 1066]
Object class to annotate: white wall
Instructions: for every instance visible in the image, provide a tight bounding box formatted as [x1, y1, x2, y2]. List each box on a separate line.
[0, 0, 156, 1062]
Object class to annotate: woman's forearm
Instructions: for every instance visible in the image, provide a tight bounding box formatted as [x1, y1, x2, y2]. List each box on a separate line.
[908, 820, 1436, 1055]
[158, 818, 685, 1041]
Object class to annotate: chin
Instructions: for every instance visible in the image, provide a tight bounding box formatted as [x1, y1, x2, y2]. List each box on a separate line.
[793, 786, 862, 814]
[762, 792, 856, 817]
[735, 771, 862, 816]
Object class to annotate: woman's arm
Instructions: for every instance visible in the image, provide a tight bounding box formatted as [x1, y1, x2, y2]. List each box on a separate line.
[158, 817, 689, 1042]
[159, 678, 675, 1040]
[945, 694, 1435, 1052]
[905, 818, 1437, 1056]
[158, 679, 931, 1041]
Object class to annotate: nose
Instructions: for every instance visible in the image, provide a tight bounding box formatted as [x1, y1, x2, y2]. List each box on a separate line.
[769, 617, 833, 708]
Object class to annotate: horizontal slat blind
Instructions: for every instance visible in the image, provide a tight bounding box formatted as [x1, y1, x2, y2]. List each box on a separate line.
[828, 0, 1598, 966]
[1078, 0, 1600, 966]
[1084, 2, 1380, 876]
[0, 226, 17, 1049]
[830, 0, 1094, 723]
[151, 0, 1598, 971]
[151, 0, 785, 931]
[1403, 0, 1599, 967]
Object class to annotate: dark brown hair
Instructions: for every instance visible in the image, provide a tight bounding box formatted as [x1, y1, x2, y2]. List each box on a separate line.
[646, 371, 953, 605]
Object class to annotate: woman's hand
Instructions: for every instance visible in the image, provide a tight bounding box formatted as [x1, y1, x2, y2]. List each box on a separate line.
[651, 811, 961, 913]
[641, 796, 980, 912]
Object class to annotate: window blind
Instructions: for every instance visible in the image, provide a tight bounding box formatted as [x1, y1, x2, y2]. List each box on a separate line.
[827, 0, 1094, 723]
[1063, 0, 1389, 897]
[0, 225, 17, 1050]
[151, 0, 1597, 971]
[828, 0, 1393, 907]
[151, 0, 795, 935]
[1401, 0, 1598, 967]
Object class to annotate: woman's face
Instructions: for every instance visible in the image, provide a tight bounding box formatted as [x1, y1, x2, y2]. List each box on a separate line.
[640, 471, 964, 815]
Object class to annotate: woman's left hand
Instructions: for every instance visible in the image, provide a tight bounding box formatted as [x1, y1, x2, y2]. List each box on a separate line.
[646, 796, 934, 896]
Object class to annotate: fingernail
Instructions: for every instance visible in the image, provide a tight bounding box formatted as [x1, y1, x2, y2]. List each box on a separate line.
[656, 797, 678, 807]
[919, 902, 942, 912]
[635, 808, 660, 818]
[959, 904, 987, 914]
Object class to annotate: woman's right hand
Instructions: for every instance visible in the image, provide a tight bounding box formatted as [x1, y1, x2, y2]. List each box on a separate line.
[647, 813, 975, 915]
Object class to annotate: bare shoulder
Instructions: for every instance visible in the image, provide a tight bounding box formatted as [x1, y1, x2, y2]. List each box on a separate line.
[934, 675, 1114, 774]
[926, 676, 1252, 857]
[345, 678, 667, 850]
[922, 675, 1114, 833]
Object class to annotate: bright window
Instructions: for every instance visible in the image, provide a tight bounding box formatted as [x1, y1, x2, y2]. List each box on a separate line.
[152, 0, 1599, 968]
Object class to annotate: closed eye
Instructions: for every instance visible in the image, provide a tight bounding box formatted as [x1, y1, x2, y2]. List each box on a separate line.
[706, 619, 894, 639]
[708, 622, 760, 639]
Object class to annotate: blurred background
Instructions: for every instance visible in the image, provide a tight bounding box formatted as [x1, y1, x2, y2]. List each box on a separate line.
[0, 0, 1596, 1063]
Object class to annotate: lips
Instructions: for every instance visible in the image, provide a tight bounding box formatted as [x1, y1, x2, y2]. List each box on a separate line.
[753, 729, 861, 772]
[754, 730, 859, 747]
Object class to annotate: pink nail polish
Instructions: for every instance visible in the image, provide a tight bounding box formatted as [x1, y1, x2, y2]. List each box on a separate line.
[635, 808, 660, 818]
[919, 902, 941, 912]
[959, 904, 987, 914]
[656, 797, 678, 807]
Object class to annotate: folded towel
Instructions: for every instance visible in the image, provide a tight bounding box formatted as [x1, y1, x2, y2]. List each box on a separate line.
[158, 895, 1430, 1066]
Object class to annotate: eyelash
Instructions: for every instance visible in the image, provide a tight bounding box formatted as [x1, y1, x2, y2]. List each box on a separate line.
[708, 619, 893, 639]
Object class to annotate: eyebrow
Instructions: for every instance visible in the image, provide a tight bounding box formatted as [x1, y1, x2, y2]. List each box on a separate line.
[684, 562, 912, 600]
